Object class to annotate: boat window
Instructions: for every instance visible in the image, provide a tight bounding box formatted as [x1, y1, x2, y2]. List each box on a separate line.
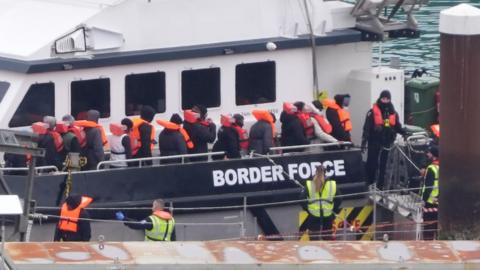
[71, 78, 110, 120]
[0, 81, 9, 104]
[181, 67, 221, 109]
[125, 72, 166, 116]
[9, 83, 55, 128]
[235, 61, 276, 105]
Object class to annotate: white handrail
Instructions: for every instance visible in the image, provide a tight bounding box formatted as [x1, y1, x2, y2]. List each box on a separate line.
[96, 151, 226, 170]
[0, 166, 59, 173]
[269, 141, 353, 152]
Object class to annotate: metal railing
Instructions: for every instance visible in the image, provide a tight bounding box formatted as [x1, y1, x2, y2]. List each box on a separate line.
[0, 165, 58, 174]
[96, 151, 226, 170]
[269, 141, 354, 153]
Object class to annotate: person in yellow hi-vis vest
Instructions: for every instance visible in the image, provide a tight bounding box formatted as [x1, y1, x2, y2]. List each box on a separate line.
[421, 145, 439, 240]
[299, 165, 338, 240]
[116, 199, 175, 241]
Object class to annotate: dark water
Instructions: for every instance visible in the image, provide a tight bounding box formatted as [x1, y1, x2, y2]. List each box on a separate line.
[374, 0, 480, 76]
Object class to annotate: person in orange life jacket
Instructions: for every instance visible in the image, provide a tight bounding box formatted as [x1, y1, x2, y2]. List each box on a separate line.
[212, 115, 241, 160]
[309, 101, 337, 144]
[33, 116, 64, 170]
[361, 90, 406, 189]
[77, 110, 105, 170]
[131, 106, 157, 165]
[108, 118, 133, 168]
[157, 114, 188, 164]
[54, 194, 92, 242]
[280, 102, 309, 153]
[325, 94, 352, 141]
[59, 115, 82, 154]
[183, 105, 216, 162]
[232, 114, 249, 156]
[116, 199, 176, 241]
[249, 110, 276, 155]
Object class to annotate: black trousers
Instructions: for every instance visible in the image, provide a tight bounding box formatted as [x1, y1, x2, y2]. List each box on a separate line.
[423, 203, 438, 240]
[366, 143, 390, 189]
[299, 214, 335, 240]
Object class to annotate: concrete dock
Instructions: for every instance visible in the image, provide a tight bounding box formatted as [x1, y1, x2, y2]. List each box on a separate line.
[3, 241, 480, 269]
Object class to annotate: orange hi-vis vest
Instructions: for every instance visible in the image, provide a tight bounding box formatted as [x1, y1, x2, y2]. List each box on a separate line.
[431, 124, 440, 138]
[252, 109, 276, 138]
[311, 113, 333, 134]
[372, 103, 396, 128]
[323, 99, 352, 132]
[58, 196, 93, 233]
[156, 119, 194, 149]
[131, 118, 156, 156]
[75, 120, 108, 146]
[233, 124, 249, 150]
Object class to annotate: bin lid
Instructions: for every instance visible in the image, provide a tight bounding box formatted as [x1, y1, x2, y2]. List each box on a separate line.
[406, 76, 440, 90]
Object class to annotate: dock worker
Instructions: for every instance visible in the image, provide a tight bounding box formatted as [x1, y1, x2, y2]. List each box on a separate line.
[54, 194, 92, 242]
[116, 199, 175, 241]
[299, 165, 338, 240]
[421, 145, 439, 239]
[131, 106, 157, 165]
[361, 90, 405, 189]
[324, 94, 352, 142]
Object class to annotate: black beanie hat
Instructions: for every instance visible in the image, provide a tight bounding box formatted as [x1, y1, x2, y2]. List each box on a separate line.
[140, 105, 156, 122]
[121, 118, 133, 130]
[380, 90, 392, 100]
[293, 101, 305, 111]
[170, 113, 183, 125]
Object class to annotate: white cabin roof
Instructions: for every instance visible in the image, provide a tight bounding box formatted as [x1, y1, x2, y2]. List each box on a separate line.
[0, 0, 356, 59]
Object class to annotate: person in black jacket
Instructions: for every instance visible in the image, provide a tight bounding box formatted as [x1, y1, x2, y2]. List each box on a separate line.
[361, 90, 405, 189]
[248, 110, 276, 155]
[54, 195, 91, 242]
[326, 94, 352, 142]
[134, 106, 156, 166]
[82, 110, 105, 170]
[183, 105, 216, 162]
[158, 114, 187, 164]
[212, 115, 241, 160]
[37, 116, 64, 170]
[280, 102, 309, 153]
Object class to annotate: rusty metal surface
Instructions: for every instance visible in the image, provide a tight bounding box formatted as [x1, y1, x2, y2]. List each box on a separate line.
[4, 241, 480, 269]
[439, 32, 480, 239]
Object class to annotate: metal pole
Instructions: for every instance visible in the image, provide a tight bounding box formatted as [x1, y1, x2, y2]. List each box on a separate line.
[0, 217, 5, 270]
[20, 157, 36, 242]
[242, 197, 247, 238]
[372, 183, 377, 241]
[302, 0, 319, 99]
[343, 209, 347, 241]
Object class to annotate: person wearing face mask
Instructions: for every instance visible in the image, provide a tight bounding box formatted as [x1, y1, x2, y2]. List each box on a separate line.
[361, 90, 405, 189]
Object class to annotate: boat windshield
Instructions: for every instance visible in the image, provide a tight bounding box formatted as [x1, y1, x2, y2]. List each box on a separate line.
[0, 81, 9, 104]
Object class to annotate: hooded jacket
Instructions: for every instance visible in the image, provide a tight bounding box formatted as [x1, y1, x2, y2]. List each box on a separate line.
[280, 111, 309, 150]
[325, 95, 352, 141]
[362, 99, 404, 147]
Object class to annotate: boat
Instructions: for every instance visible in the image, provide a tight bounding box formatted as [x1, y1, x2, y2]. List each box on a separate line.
[0, 0, 429, 242]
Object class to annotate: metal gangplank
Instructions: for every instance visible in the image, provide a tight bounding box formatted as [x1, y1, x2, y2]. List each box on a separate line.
[350, 0, 429, 38]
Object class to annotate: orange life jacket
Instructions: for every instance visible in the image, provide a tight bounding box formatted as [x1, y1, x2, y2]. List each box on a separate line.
[109, 123, 126, 136]
[296, 112, 315, 138]
[220, 115, 233, 128]
[431, 124, 440, 138]
[283, 102, 297, 114]
[156, 119, 194, 149]
[152, 210, 173, 220]
[233, 124, 249, 150]
[131, 118, 156, 156]
[323, 99, 352, 132]
[252, 109, 276, 138]
[75, 120, 108, 146]
[372, 103, 396, 128]
[311, 113, 333, 134]
[184, 110, 200, 124]
[69, 126, 87, 148]
[57, 196, 93, 233]
[49, 131, 64, 153]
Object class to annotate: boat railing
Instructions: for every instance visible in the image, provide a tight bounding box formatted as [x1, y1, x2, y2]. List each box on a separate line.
[0, 165, 59, 174]
[96, 151, 226, 170]
[268, 141, 354, 154]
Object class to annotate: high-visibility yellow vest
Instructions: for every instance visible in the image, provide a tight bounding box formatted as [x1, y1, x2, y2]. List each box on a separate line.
[145, 213, 175, 241]
[422, 164, 439, 205]
[306, 179, 337, 218]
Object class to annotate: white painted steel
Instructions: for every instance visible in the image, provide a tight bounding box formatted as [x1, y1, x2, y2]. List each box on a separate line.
[439, 4, 480, 36]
